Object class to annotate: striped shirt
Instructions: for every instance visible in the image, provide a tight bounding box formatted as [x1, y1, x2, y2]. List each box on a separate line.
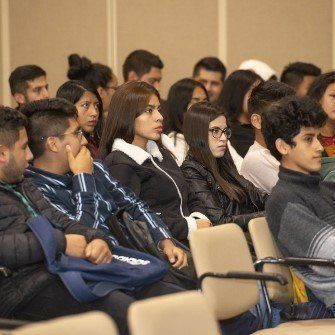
[25, 160, 171, 246]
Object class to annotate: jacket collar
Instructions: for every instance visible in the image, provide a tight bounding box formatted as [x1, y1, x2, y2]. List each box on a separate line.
[25, 166, 71, 188]
[278, 166, 321, 189]
[112, 138, 163, 165]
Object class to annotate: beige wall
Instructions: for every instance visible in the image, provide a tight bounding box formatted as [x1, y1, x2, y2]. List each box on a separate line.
[116, 0, 218, 98]
[0, 6, 3, 105]
[8, 0, 109, 99]
[0, 0, 334, 105]
[227, 0, 333, 77]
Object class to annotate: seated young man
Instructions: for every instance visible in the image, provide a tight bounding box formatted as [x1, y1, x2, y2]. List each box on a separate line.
[240, 81, 295, 194]
[280, 62, 321, 96]
[0, 106, 181, 335]
[123, 49, 164, 93]
[9, 65, 50, 107]
[262, 95, 335, 308]
[22, 98, 187, 268]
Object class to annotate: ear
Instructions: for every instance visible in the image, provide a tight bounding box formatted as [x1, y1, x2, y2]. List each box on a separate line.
[275, 138, 290, 156]
[0, 145, 10, 164]
[250, 114, 261, 129]
[13, 92, 26, 105]
[96, 86, 105, 99]
[127, 71, 139, 82]
[45, 137, 59, 153]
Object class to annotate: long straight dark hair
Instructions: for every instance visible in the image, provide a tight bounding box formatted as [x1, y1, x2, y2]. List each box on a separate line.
[183, 101, 247, 202]
[99, 81, 160, 159]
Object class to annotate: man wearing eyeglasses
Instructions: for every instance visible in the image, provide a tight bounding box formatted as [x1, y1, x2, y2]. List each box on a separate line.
[22, 98, 188, 270]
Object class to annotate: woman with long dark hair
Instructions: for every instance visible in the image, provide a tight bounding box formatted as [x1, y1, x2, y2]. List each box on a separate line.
[218, 70, 263, 157]
[181, 101, 266, 229]
[164, 78, 208, 164]
[56, 80, 103, 157]
[99, 81, 210, 245]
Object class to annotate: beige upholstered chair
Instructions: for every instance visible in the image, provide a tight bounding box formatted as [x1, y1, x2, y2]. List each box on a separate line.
[248, 217, 335, 330]
[4, 312, 118, 335]
[128, 291, 221, 335]
[248, 217, 294, 303]
[190, 223, 335, 334]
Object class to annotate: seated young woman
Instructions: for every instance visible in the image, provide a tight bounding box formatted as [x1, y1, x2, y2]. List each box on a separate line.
[164, 78, 208, 164]
[99, 81, 211, 246]
[181, 101, 267, 230]
[56, 80, 102, 158]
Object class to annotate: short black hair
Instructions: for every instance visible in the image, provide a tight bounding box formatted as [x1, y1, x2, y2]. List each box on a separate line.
[21, 98, 77, 159]
[0, 106, 27, 148]
[122, 50, 164, 82]
[307, 71, 335, 102]
[261, 96, 327, 161]
[280, 62, 321, 89]
[193, 57, 227, 82]
[9, 65, 46, 95]
[248, 80, 295, 117]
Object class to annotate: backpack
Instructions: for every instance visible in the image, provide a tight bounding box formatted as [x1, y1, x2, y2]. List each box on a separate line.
[107, 207, 197, 290]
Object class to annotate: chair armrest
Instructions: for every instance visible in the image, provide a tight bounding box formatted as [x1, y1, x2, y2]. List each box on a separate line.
[254, 256, 335, 271]
[0, 318, 28, 329]
[197, 270, 288, 290]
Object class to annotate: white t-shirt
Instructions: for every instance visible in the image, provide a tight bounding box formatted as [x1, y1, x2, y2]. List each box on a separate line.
[240, 141, 279, 194]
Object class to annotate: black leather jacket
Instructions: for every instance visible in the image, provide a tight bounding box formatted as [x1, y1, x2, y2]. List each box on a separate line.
[181, 156, 267, 230]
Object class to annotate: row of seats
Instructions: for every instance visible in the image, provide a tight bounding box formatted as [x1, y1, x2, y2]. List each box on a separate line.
[2, 218, 335, 334]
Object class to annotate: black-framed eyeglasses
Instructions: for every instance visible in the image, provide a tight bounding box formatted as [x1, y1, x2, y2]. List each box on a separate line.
[209, 127, 232, 139]
[40, 129, 84, 141]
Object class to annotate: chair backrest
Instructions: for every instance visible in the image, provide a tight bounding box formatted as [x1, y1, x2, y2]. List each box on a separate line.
[11, 312, 118, 335]
[128, 291, 221, 335]
[190, 224, 259, 320]
[248, 217, 293, 303]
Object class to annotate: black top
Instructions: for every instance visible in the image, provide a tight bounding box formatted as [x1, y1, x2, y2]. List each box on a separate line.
[229, 121, 255, 158]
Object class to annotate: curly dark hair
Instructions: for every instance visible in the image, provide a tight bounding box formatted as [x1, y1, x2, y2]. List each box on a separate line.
[261, 96, 327, 161]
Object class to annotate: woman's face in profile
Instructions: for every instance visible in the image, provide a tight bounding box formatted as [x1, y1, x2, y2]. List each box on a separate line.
[132, 94, 163, 148]
[187, 86, 208, 109]
[208, 115, 229, 158]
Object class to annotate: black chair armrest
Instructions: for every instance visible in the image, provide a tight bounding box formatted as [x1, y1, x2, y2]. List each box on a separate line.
[254, 256, 335, 271]
[0, 318, 28, 329]
[197, 270, 288, 290]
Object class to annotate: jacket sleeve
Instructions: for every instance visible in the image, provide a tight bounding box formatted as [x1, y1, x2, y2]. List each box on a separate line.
[101, 161, 172, 244]
[181, 164, 227, 225]
[0, 230, 65, 269]
[38, 173, 99, 229]
[30, 183, 114, 248]
[182, 165, 264, 231]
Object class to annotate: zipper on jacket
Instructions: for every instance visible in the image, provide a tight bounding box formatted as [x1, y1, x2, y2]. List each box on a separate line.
[149, 156, 186, 218]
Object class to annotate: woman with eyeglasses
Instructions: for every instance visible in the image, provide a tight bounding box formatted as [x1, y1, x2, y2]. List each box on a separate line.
[181, 101, 267, 229]
[99, 81, 211, 246]
[56, 80, 103, 158]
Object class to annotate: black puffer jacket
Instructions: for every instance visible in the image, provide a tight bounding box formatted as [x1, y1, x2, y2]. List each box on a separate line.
[0, 179, 110, 317]
[181, 156, 267, 230]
